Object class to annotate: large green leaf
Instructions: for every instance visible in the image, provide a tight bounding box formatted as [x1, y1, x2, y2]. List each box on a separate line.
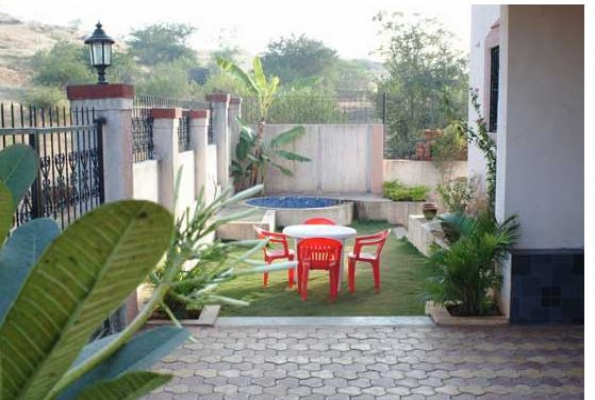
[0, 144, 39, 206]
[0, 218, 60, 326]
[73, 371, 171, 400]
[252, 57, 267, 91]
[275, 149, 311, 162]
[0, 200, 174, 400]
[0, 182, 14, 244]
[217, 57, 259, 95]
[270, 126, 306, 148]
[271, 162, 293, 177]
[59, 327, 189, 399]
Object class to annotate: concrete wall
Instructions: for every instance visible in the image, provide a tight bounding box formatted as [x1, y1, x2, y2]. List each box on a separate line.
[468, 5, 501, 185]
[497, 5, 584, 249]
[176, 151, 196, 217]
[205, 144, 219, 203]
[383, 160, 467, 188]
[133, 160, 159, 203]
[264, 124, 384, 194]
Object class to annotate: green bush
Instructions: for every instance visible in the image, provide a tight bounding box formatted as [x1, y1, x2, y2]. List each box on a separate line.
[436, 177, 476, 213]
[426, 212, 520, 316]
[431, 122, 467, 170]
[21, 86, 68, 109]
[383, 180, 430, 202]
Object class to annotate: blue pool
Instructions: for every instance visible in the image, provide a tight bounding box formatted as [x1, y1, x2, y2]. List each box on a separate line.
[246, 196, 340, 209]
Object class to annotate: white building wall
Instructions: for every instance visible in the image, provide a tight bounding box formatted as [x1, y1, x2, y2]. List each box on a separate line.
[468, 5, 500, 184]
[497, 5, 584, 249]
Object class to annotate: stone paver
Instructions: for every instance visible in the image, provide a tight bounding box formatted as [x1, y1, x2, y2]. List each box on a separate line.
[144, 325, 583, 399]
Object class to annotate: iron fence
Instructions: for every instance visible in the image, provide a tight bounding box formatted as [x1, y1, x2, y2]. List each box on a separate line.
[241, 92, 384, 125]
[178, 112, 190, 152]
[132, 97, 154, 162]
[133, 94, 212, 157]
[0, 103, 105, 231]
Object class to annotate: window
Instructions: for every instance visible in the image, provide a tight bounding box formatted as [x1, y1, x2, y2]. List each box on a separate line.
[488, 46, 500, 132]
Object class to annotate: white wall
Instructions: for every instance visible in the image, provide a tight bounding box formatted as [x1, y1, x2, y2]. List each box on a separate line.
[132, 160, 159, 203]
[468, 5, 500, 184]
[383, 160, 467, 188]
[205, 144, 219, 203]
[176, 151, 196, 218]
[497, 5, 584, 249]
[264, 124, 384, 194]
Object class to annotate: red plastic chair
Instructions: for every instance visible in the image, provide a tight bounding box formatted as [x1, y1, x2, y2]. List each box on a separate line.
[254, 227, 295, 288]
[297, 238, 343, 301]
[348, 230, 391, 293]
[303, 217, 337, 225]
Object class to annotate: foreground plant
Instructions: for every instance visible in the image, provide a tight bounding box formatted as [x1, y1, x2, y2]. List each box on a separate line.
[425, 212, 520, 316]
[217, 56, 310, 190]
[0, 144, 295, 399]
[148, 182, 297, 321]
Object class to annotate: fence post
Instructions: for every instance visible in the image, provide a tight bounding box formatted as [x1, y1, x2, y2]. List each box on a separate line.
[66, 83, 135, 329]
[228, 97, 242, 162]
[151, 108, 181, 213]
[207, 93, 231, 189]
[188, 109, 209, 200]
[66, 84, 134, 202]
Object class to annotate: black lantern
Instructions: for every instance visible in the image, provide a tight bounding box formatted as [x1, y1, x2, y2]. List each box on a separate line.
[84, 22, 115, 84]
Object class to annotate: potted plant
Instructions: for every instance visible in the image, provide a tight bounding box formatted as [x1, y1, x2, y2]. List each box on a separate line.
[422, 202, 438, 220]
[425, 212, 520, 325]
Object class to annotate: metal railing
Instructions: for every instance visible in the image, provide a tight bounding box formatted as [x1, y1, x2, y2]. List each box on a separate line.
[178, 112, 190, 152]
[0, 103, 105, 230]
[133, 94, 211, 159]
[241, 92, 384, 125]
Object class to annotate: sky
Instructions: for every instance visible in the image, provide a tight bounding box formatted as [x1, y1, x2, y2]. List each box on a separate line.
[0, 0, 471, 60]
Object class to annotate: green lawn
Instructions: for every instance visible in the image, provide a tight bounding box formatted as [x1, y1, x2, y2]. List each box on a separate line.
[216, 221, 432, 316]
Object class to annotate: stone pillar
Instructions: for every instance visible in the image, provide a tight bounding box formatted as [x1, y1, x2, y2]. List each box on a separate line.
[151, 108, 181, 213]
[188, 109, 209, 200]
[66, 84, 134, 202]
[66, 83, 136, 327]
[207, 93, 231, 189]
[229, 97, 242, 161]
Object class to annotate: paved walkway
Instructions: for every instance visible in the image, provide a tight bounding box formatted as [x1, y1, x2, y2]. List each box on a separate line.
[145, 323, 584, 400]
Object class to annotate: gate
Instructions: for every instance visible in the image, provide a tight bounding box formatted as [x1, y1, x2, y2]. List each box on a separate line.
[0, 103, 121, 339]
[0, 104, 105, 230]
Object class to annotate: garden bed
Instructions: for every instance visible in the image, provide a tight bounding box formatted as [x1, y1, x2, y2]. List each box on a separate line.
[425, 301, 508, 326]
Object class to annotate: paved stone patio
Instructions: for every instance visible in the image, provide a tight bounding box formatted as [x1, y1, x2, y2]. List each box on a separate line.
[145, 323, 584, 400]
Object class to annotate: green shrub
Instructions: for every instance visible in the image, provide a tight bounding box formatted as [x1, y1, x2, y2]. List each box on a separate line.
[383, 180, 430, 202]
[21, 86, 67, 108]
[425, 212, 520, 316]
[437, 177, 476, 213]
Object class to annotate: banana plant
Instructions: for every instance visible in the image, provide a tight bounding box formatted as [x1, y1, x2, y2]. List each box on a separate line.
[232, 118, 309, 191]
[217, 56, 310, 189]
[0, 144, 297, 399]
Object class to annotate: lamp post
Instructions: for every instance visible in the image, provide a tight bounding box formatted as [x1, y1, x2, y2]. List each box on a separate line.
[84, 22, 115, 85]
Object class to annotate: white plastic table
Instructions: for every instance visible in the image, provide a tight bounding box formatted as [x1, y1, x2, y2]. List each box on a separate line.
[282, 224, 357, 291]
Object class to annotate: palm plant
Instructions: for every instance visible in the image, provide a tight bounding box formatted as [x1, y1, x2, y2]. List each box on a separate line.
[426, 212, 520, 316]
[217, 57, 310, 189]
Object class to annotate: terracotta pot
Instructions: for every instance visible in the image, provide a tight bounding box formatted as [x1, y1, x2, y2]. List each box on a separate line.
[422, 203, 438, 221]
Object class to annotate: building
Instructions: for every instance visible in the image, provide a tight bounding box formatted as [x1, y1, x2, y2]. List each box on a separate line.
[469, 5, 584, 323]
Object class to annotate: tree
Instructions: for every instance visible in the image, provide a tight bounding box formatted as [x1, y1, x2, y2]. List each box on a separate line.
[261, 34, 339, 86]
[20, 86, 67, 108]
[31, 40, 95, 87]
[375, 12, 468, 159]
[136, 59, 195, 99]
[218, 57, 310, 190]
[128, 23, 197, 66]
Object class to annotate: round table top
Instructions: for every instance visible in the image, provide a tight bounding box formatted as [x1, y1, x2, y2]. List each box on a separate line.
[282, 224, 357, 240]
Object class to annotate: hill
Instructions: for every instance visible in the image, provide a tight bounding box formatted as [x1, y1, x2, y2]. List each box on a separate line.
[0, 12, 84, 101]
